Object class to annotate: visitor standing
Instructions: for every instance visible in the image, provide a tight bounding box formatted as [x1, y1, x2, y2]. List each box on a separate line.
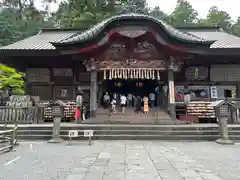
[103, 92, 110, 110]
[75, 87, 83, 123]
[113, 92, 117, 100]
[120, 94, 127, 114]
[133, 95, 137, 108]
[127, 93, 133, 107]
[135, 96, 142, 114]
[111, 98, 117, 114]
[149, 92, 155, 108]
[143, 96, 149, 114]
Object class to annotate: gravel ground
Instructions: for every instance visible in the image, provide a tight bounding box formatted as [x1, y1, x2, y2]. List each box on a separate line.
[0, 140, 240, 180]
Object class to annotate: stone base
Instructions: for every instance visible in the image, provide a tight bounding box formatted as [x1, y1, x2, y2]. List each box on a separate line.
[216, 138, 234, 145]
[91, 110, 96, 117]
[47, 137, 63, 143]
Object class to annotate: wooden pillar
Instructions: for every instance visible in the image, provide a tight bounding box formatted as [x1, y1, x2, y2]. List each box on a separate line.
[168, 69, 176, 121]
[90, 70, 97, 117]
[236, 84, 240, 98]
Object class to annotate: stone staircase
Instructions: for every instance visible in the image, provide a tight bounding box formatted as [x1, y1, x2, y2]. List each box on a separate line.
[1, 123, 240, 141]
[84, 107, 174, 124]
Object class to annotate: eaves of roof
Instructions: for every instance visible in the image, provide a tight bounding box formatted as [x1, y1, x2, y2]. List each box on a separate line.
[52, 13, 214, 46]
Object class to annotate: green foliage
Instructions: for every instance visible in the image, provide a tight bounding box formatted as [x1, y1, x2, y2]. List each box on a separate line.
[169, 0, 198, 26]
[0, 64, 25, 95]
[199, 6, 232, 32]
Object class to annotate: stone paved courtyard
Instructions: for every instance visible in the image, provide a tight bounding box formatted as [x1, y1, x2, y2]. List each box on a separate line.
[0, 141, 240, 180]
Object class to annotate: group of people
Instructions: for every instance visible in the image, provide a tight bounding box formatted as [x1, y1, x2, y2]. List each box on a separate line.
[102, 92, 156, 114]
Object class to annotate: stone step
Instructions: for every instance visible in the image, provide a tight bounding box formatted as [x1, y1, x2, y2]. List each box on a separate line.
[1, 124, 240, 141]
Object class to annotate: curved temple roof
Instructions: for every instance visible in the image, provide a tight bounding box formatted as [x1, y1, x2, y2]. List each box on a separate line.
[52, 13, 215, 46]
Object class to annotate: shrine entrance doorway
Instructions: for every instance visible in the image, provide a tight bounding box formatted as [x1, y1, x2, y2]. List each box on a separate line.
[103, 79, 158, 97]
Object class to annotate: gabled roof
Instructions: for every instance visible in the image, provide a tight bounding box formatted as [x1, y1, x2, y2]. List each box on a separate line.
[53, 13, 213, 45]
[1, 15, 240, 52]
[0, 29, 81, 50]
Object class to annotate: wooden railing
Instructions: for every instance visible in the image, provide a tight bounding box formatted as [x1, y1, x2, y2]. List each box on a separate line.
[0, 107, 39, 124]
[0, 124, 18, 152]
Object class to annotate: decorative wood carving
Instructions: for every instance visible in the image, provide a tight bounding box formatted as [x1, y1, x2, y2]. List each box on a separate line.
[84, 41, 184, 71]
[168, 57, 184, 71]
[84, 57, 183, 71]
[84, 58, 168, 69]
[116, 26, 148, 38]
[98, 41, 164, 61]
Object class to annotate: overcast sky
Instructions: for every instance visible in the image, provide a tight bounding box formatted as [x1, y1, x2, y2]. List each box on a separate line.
[147, 0, 240, 21]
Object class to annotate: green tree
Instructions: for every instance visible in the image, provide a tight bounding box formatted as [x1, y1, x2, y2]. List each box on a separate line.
[149, 6, 169, 22]
[169, 0, 198, 26]
[232, 17, 240, 37]
[54, 0, 117, 28]
[201, 6, 232, 31]
[0, 64, 25, 95]
[0, 0, 54, 46]
[118, 0, 149, 14]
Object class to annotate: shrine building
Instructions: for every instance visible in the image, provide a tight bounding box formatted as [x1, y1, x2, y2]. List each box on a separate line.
[1, 13, 240, 121]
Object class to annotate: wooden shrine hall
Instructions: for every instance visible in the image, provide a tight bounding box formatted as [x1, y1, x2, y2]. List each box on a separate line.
[2, 13, 240, 122]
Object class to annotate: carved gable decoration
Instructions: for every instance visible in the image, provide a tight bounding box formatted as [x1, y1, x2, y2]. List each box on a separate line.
[84, 58, 183, 71]
[117, 26, 148, 38]
[101, 41, 161, 61]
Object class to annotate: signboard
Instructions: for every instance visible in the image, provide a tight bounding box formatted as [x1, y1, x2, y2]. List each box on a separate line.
[68, 130, 78, 137]
[210, 86, 218, 99]
[84, 130, 94, 137]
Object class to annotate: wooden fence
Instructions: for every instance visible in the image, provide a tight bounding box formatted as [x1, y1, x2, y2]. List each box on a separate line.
[0, 124, 18, 152]
[0, 106, 40, 124]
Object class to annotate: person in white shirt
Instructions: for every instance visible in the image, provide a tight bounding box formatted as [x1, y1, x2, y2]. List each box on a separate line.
[111, 98, 117, 114]
[113, 92, 117, 100]
[149, 92, 155, 108]
[120, 94, 127, 114]
[127, 93, 133, 107]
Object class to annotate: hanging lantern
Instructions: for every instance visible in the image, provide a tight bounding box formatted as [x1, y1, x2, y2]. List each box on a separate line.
[136, 82, 144, 87]
[139, 82, 144, 87]
[114, 82, 122, 87]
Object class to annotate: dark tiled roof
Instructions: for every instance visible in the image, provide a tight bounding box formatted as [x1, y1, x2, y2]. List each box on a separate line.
[184, 30, 240, 48]
[55, 13, 213, 45]
[0, 30, 79, 50]
[1, 17, 240, 50]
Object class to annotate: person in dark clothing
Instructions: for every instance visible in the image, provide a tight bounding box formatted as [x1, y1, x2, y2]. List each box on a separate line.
[135, 96, 142, 114]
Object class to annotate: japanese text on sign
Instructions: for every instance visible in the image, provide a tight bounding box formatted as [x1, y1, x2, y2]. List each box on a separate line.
[84, 130, 93, 137]
[68, 130, 78, 137]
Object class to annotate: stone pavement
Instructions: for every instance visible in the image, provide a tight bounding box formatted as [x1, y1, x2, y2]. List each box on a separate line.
[0, 141, 240, 180]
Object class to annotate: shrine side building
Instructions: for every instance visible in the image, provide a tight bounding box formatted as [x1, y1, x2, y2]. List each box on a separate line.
[1, 13, 240, 120]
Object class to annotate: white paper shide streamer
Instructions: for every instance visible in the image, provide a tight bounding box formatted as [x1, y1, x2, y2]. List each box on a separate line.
[103, 68, 161, 80]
